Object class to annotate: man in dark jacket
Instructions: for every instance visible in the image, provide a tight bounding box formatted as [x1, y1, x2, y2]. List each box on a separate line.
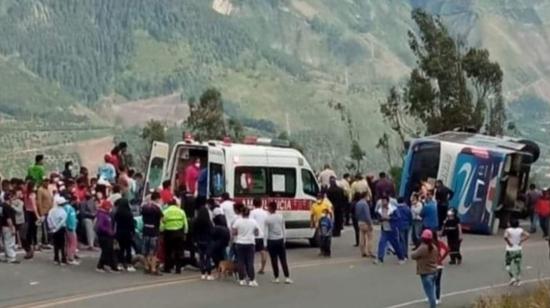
[435, 180, 454, 230]
[327, 177, 347, 237]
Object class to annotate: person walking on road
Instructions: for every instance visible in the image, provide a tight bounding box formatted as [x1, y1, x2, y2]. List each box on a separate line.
[141, 191, 163, 275]
[194, 198, 214, 280]
[1, 193, 19, 263]
[375, 196, 405, 264]
[95, 195, 118, 273]
[421, 190, 438, 233]
[250, 198, 268, 274]
[535, 189, 550, 239]
[162, 201, 188, 274]
[504, 219, 529, 286]
[410, 193, 424, 247]
[526, 184, 542, 233]
[396, 197, 412, 260]
[442, 209, 462, 265]
[114, 198, 136, 272]
[350, 193, 361, 247]
[63, 196, 79, 265]
[265, 201, 292, 284]
[434, 180, 454, 231]
[411, 229, 439, 308]
[355, 191, 374, 258]
[232, 206, 260, 287]
[434, 233, 449, 305]
[48, 196, 68, 266]
[327, 177, 347, 237]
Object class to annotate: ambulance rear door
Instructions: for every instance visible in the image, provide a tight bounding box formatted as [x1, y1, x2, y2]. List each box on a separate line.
[143, 141, 170, 197]
[208, 146, 226, 197]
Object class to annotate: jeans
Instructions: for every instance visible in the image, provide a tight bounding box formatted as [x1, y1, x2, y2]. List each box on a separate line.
[377, 229, 404, 262]
[319, 235, 331, 257]
[53, 227, 67, 263]
[267, 239, 290, 278]
[97, 234, 117, 270]
[399, 228, 410, 259]
[411, 221, 423, 246]
[197, 240, 212, 275]
[235, 243, 255, 281]
[65, 230, 78, 261]
[352, 216, 359, 246]
[435, 268, 443, 300]
[2, 226, 16, 262]
[117, 234, 133, 266]
[539, 216, 549, 238]
[505, 250, 522, 280]
[83, 218, 96, 247]
[420, 273, 437, 308]
[25, 211, 38, 249]
[529, 211, 538, 233]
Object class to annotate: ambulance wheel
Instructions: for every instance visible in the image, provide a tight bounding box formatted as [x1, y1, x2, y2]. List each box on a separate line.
[309, 236, 319, 247]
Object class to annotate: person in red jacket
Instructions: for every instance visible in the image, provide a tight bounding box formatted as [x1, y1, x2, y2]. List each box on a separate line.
[535, 189, 550, 239]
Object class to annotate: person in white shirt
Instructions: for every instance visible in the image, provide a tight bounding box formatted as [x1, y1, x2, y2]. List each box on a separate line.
[318, 165, 337, 189]
[48, 195, 68, 265]
[504, 219, 529, 286]
[410, 193, 424, 246]
[220, 193, 236, 228]
[232, 206, 260, 287]
[265, 201, 292, 284]
[250, 198, 268, 274]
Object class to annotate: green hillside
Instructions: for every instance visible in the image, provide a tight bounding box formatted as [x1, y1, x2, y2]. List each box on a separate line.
[0, 0, 548, 180]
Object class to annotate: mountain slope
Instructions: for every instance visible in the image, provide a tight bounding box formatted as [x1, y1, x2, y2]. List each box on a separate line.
[0, 0, 548, 179]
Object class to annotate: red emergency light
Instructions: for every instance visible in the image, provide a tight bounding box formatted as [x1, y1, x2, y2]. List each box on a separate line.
[243, 136, 258, 144]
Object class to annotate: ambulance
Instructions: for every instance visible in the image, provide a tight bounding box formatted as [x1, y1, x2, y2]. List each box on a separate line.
[144, 135, 320, 244]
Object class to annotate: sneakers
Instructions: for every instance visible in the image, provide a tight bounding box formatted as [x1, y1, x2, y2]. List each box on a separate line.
[436, 299, 441, 305]
[398, 260, 406, 265]
[508, 278, 517, 286]
[272, 278, 280, 284]
[126, 266, 136, 272]
[285, 278, 294, 284]
[201, 275, 207, 280]
[206, 275, 215, 281]
[96, 268, 106, 273]
[68, 260, 80, 266]
[257, 270, 265, 275]
[248, 280, 259, 287]
[239, 280, 247, 286]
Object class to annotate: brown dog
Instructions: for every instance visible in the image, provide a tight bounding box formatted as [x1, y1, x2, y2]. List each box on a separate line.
[217, 260, 237, 280]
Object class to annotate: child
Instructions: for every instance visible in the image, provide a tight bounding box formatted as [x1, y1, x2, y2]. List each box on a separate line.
[318, 209, 333, 257]
[442, 209, 462, 265]
[504, 219, 529, 286]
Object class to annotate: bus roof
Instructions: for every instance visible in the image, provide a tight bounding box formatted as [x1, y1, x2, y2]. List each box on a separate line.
[420, 132, 528, 154]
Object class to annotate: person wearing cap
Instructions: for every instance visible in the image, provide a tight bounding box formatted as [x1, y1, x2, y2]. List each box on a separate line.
[48, 195, 68, 265]
[411, 229, 439, 308]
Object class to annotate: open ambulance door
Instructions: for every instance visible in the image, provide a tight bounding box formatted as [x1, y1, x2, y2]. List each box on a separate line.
[208, 147, 226, 197]
[143, 141, 170, 199]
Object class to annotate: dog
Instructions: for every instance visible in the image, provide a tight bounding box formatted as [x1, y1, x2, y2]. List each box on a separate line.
[217, 260, 238, 280]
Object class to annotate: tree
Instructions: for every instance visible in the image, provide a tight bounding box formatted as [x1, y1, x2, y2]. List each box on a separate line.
[382, 9, 507, 137]
[350, 140, 366, 172]
[328, 100, 366, 172]
[186, 88, 227, 142]
[227, 118, 244, 142]
[376, 133, 392, 169]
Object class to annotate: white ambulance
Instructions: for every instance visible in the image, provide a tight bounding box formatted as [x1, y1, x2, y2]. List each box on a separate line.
[144, 136, 320, 244]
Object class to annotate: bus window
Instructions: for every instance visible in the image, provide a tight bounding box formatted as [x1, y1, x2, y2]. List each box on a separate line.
[301, 169, 318, 197]
[234, 167, 267, 196]
[209, 163, 224, 197]
[270, 168, 296, 197]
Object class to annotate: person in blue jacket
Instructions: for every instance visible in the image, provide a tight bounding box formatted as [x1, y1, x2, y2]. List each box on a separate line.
[375, 196, 405, 264]
[421, 189, 439, 233]
[395, 197, 412, 259]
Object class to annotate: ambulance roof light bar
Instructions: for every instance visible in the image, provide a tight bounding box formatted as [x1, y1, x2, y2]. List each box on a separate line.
[243, 135, 290, 148]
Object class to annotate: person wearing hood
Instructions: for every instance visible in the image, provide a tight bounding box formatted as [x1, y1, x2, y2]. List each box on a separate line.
[95, 193, 118, 272]
[375, 196, 405, 264]
[48, 195, 68, 265]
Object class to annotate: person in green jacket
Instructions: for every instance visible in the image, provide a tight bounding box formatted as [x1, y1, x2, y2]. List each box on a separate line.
[162, 201, 188, 274]
[27, 155, 46, 185]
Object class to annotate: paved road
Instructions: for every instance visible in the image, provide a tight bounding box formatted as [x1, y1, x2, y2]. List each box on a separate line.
[2, 228, 550, 308]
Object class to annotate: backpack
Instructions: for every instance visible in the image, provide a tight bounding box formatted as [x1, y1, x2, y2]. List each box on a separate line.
[319, 216, 332, 237]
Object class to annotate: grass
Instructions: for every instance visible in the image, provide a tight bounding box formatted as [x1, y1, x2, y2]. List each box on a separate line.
[474, 283, 550, 308]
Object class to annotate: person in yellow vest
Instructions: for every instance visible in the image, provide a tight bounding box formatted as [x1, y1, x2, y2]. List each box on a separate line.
[161, 200, 188, 274]
[310, 191, 333, 229]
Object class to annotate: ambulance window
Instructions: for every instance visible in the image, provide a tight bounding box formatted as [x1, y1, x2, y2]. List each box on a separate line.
[269, 168, 296, 197]
[301, 169, 318, 197]
[234, 167, 267, 196]
[209, 163, 225, 197]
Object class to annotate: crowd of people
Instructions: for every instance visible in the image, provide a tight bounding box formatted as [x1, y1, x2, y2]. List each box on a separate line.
[0, 144, 293, 288]
[1, 153, 550, 304]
